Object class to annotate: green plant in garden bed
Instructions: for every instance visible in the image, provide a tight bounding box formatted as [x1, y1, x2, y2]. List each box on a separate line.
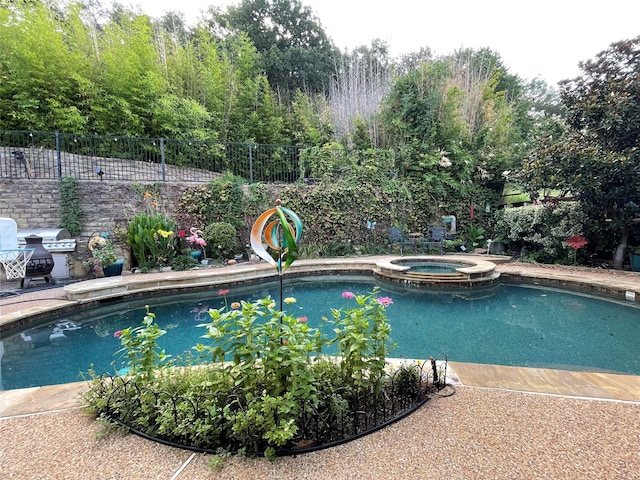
[202, 222, 237, 260]
[82, 290, 432, 458]
[127, 212, 177, 267]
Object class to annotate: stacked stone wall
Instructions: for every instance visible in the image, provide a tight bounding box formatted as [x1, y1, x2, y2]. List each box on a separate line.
[0, 179, 185, 278]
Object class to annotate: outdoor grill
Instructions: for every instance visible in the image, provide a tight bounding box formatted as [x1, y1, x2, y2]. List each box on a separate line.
[17, 228, 76, 282]
[17, 228, 76, 252]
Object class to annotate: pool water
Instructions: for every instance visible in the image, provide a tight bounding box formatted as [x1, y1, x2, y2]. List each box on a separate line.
[1, 277, 639, 390]
[403, 261, 466, 273]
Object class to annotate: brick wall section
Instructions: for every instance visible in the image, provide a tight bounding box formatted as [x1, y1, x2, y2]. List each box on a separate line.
[0, 179, 185, 278]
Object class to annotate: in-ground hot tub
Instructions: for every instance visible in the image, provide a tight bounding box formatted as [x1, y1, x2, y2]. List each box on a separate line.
[374, 256, 499, 287]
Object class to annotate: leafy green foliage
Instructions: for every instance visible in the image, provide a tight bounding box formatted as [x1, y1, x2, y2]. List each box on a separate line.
[0, 3, 92, 131]
[84, 292, 412, 457]
[178, 173, 246, 229]
[277, 179, 409, 256]
[464, 225, 486, 249]
[212, 0, 338, 94]
[495, 203, 587, 262]
[169, 254, 199, 271]
[114, 307, 170, 380]
[330, 290, 395, 394]
[196, 297, 324, 397]
[202, 222, 238, 260]
[126, 212, 177, 267]
[520, 36, 640, 266]
[58, 176, 82, 235]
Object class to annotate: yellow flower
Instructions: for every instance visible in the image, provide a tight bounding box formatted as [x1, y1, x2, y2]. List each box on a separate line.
[157, 229, 174, 238]
[284, 297, 297, 304]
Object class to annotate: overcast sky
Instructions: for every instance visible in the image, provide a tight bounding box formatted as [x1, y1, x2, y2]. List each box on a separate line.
[123, 0, 640, 86]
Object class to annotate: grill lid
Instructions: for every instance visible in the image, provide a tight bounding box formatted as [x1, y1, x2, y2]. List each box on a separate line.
[17, 228, 76, 252]
[17, 228, 71, 242]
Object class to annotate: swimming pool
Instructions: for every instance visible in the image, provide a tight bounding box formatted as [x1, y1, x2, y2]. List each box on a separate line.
[1, 275, 639, 390]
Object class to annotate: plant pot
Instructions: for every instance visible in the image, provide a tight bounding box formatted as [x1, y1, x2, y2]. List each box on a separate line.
[489, 241, 507, 255]
[630, 253, 640, 272]
[102, 260, 124, 277]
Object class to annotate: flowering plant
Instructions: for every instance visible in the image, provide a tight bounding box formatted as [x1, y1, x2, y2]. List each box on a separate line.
[83, 237, 117, 273]
[331, 288, 395, 392]
[127, 212, 176, 266]
[566, 235, 588, 250]
[566, 234, 588, 265]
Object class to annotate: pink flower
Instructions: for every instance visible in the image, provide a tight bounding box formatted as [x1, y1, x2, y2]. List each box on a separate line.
[342, 291, 355, 299]
[218, 289, 229, 296]
[114, 330, 122, 338]
[566, 235, 588, 250]
[298, 316, 308, 323]
[376, 296, 393, 307]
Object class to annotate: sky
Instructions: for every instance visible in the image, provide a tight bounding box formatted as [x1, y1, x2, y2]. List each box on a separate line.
[123, 0, 640, 86]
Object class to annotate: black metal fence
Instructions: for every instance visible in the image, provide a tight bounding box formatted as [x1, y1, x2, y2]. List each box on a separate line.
[0, 130, 308, 183]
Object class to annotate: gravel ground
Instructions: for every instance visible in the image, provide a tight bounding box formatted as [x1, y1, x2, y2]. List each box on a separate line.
[1, 386, 638, 480]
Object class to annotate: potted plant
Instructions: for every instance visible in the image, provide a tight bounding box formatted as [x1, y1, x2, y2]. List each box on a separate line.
[83, 236, 123, 277]
[630, 247, 640, 272]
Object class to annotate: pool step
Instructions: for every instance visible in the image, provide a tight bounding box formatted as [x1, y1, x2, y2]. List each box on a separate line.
[374, 268, 501, 287]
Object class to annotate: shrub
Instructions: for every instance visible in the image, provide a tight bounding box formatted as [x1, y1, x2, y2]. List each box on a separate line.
[170, 254, 199, 271]
[496, 202, 587, 262]
[202, 222, 237, 260]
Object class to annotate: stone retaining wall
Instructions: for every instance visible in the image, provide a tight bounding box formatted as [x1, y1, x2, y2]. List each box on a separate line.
[0, 179, 185, 278]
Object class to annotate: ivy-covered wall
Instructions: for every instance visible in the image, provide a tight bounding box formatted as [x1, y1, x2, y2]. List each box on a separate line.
[1, 174, 503, 279]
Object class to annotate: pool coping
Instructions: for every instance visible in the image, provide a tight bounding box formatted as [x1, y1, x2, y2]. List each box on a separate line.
[1, 254, 639, 413]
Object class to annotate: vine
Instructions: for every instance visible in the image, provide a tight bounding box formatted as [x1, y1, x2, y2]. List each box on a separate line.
[58, 176, 82, 235]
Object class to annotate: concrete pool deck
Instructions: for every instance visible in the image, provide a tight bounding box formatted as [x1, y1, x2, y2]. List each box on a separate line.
[1, 256, 639, 479]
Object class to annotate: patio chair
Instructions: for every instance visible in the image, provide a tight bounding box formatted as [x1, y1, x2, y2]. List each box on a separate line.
[421, 226, 446, 255]
[389, 227, 407, 254]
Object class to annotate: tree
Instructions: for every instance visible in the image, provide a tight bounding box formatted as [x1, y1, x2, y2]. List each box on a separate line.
[520, 36, 640, 268]
[93, 13, 167, 136]
[330, 40, 393, 146]
[379, 48, 527, 232]
[0, 2, 92, 131]
[208, 0, 338, 94]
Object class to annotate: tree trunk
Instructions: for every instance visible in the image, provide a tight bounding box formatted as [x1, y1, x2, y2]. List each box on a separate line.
[613, 224, 629, 269]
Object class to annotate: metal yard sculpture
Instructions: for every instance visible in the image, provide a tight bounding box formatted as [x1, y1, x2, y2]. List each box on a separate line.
[250, 199, 303, 310]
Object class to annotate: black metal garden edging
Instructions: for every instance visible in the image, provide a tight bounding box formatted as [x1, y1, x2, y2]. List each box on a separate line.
[117, 394, 432, 457]
[92, 359, 452, 457]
